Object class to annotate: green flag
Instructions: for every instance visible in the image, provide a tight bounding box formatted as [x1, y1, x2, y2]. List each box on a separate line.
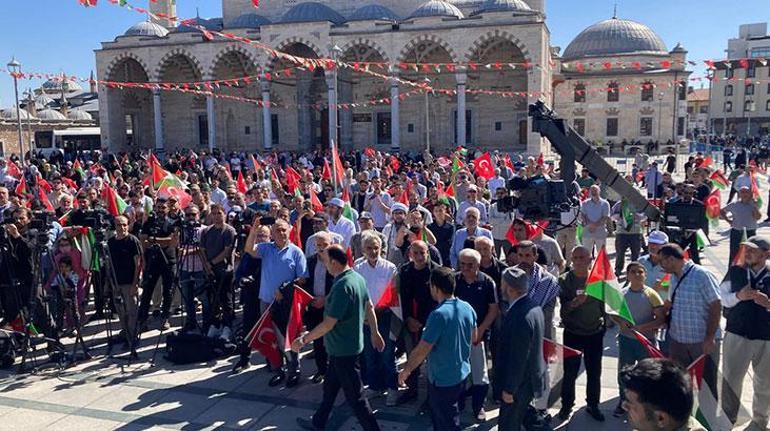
[586, 247, 635, 324]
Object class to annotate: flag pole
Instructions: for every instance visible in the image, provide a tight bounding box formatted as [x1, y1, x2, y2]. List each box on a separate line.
[331, 138, 338, 195]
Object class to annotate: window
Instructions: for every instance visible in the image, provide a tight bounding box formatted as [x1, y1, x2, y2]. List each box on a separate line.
[376, 112, 391, 146]
[687, 106, 694, 114]
[495, 121, 502, 131]
[407, 123, 414, 133]
[677, 117, 685, 136]
[766, 100, 770, 111]
[606, 118, 618, 136]
[244, 126, 251, 135]
[746, 84, 755, 96]
[745, 100, 755, 112]
[678, 82, 687, 101]
[198, 114, 208, 147]
[574, 84, 586, 103]
[700, 105, 709, 114]
[573, 118, 585, 136]
[767, 83, 770, 94]
[641, 82, 654, 102]
[640, 117, 653, 136]
[271, 114, 279, 146]
[724, 101, 733, 112]
[747, 66, 756, 78]
[726, 68, 734, 79]
[725, 85, 733, 97]
[607, 82, 619, 102]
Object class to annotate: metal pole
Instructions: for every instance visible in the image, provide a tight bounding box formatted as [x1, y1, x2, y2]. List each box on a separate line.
[25, 89, 33, 154]
[12, 75, 23, 163]
[657, 92, 663, 143]
[424, 77, 430, 154]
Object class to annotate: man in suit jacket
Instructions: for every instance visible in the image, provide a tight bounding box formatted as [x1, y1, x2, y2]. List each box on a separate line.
[496, 267, 546, 431]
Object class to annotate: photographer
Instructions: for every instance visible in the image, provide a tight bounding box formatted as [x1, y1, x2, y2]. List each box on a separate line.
[137, 198, 179, 332]
[177, 206, 211, 332]
[200, 204, 236, 340]
[107, 215, 142, 350]
[0, 208, 33, 328]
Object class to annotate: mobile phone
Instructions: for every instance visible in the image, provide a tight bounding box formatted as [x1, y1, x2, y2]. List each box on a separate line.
[260, 216, 276, 226]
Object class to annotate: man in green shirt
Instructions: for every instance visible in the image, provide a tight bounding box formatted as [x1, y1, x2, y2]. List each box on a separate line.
[292, 244, 385, 431]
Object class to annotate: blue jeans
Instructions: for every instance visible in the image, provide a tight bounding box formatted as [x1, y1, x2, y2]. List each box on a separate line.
[179, 270, 211, 329]
[362, 311, 397, 390]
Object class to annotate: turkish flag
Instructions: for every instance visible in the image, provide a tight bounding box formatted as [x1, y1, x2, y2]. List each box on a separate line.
[473, 152, 495, 180]
[247, 310, 282, 369]
[285, 167, 302, 194]
[309, 187, 324, 212]
[284, 287, 314, 351]
[237, 170, 248, 194]
[322, 159, 332, 181]
[390, 155, 401, 172]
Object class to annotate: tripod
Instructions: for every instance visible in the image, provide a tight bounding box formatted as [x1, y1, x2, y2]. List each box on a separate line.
[98, 232, 139, 363]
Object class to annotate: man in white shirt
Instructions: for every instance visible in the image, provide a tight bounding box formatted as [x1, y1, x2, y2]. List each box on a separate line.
[209, 178, 227, 206]
[364, 176, 393, 230]
[326, 197, 356, 249]
[579, 185, 611, 254]
[456, 185, 488, 225]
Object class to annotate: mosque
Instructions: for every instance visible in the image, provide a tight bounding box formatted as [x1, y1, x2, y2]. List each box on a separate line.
[94, 0, 690, 156]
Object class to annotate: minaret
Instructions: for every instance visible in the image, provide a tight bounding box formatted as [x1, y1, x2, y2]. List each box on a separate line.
[89, 70, 97, 94]
[149, 0, 177, 29]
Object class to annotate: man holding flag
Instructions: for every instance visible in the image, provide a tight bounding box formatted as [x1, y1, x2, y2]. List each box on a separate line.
[293, 244, 384, 431]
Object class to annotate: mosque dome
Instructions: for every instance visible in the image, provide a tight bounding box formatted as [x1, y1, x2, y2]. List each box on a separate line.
[124, 21, 169, 38]
[471, 0, 533, 15]
[34, 94, 55, 107]
[409, 0, 465, 20]
[67, 109, 93, 121]
[41, 78, 83, 94]
[36, 109, 67, 121]
[349, 4, 400, 22]
[174, 17, 224, 33]
[1, 107, 34, 121]
[281, 2, 346, 25]
[227, 13, 272, 28]
[562, 17, 668, 60]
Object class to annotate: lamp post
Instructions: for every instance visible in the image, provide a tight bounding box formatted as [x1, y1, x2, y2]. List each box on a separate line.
[423, 76, 431, 154]
[24, 88, 34, 153]
[746, 100, 754, 138]
[7, 57, 24, 162]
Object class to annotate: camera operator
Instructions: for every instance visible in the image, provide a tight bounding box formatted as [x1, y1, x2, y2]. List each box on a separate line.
[177, 206, 211, 332]
[107, 215, 143, 349]
[0, 208, 33, 327]
[668, 184, 706, 264]
[0, 187, 14, 223]
[137, 198, 179, 332]
[200, 204, 236, 340]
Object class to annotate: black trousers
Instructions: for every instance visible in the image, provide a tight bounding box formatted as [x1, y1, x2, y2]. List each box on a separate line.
[137, 261, 176, 321]
[304, 306, 328, 375]
[428, 381, 464, 431]
[312, 355, 379, 431]
[498, 388, 533, 431]
[562, 330, 604, 408]
[237, 282, 261, 362]
[211, 266, 234, 327]
[614, 234, 642, 276]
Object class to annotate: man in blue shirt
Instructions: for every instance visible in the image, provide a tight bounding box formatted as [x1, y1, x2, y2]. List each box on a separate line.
[398, 266, 476, 431]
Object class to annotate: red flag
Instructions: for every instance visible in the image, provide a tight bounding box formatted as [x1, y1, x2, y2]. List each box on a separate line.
[250, 154, 261, 172]
[285, 167, 302, 194]
[331, 145, 345, 188]
[285, 287, 314, 351]
[397, 189, 409, 205]
[322, 159, 332, 181]
[472, 152, 495, 180]
[704, 188, 721, 221]
[6, 161, 21, 179]
[101, 185, 127, 217]
[543, 338, 582, 408]
[309, 187, 324, 212]
[247, 310, 281, 369]
[389, 155, 401, 172]
[346, 246, 354, 267]
[237, 171, 248, 194]
[632, 330, 664, 358]
[376, 279, 399, 309]
[506, 219, 548, 245]
[289, 216, 302, 248]
[536, 152, 544, 167]
[38, 188, 54, 212]
[701, 156, 713, 167]
[251, 0, 259, 7]
[150, 154, 168, 188]
[504, 154, 514, 172]
[364, 147, 376, 158]
[15, 175, 26, 196]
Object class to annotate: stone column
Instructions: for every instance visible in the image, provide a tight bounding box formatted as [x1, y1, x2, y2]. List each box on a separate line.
[390, 74, 400, 152]
[456, 71, 467, 147]
[297, 74, 312, 150]
[206, 95, 216, 151]
[326, 71, 338, 150]
[152, 89, 164, 153]
[261, 79, 272, 150]
[339, 71, 353, 150]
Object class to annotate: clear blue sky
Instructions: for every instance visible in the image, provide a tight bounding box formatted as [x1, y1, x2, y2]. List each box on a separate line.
[0, 0, 766, 107]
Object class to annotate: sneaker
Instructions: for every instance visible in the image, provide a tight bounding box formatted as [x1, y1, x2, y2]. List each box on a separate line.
[207, 325, 221, 339]
[386, 390, 399, 407]
[586, 405, 605, 422]
[613, 403, 626, 417]
[219, 326, 232, 341]
[160, 319, 171, 331]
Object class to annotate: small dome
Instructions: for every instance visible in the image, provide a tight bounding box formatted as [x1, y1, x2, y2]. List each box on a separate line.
[124, 21, 169, 38]
[227, 13, 271, 28]
[409, 0, 465, 20]
[471, 0, 533, 15]
[67, 109, 93, 121]
[41, 78, 83, 94]
[36, 109, 67, 121]
[563, 17, 667, 60]
[281, 2, 346, 25]
[1, 107, 34, 120]
[174, 17, 224, 33]
[349, 4, 400, 22]
[34, 94, 55, 107]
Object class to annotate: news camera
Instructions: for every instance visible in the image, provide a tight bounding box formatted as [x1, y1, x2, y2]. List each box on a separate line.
[498, 176, 578, 220]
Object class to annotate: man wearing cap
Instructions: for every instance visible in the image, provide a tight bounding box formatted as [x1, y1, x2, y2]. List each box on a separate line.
[639, 230, 671, 299]
[382, 203, 409, 266]
[350, 212, 387, 260]
[721, 186, 761, 264]
[327, 197, 356, 249]
[719, 235, 770, 430]
[495, 267, 545, 431]
[456, 184, 488, 225]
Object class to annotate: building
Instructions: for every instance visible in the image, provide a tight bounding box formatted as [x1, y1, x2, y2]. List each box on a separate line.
[552, 13, 690, 154]
[686, 87, 710, 138]
[94, 0, 689, 156]
[709, 22, 770, 137]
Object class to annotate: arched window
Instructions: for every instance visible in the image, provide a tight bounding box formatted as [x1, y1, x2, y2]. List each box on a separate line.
[641, 81, 654, 102]
[607, 82, 619, 102]
[725, 85, 733, 97]
[574, 83, 586, 103]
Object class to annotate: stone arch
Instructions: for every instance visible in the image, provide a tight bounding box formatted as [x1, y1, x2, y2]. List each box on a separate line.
[339, 38, 390, 63]
[105, 52, 151, 82]
[465, 29, 530, 61]
[267, 36, 324, 71]
[398, 34, 459, 64]
[155, 49, 203, 81]
[207, 44, 259, 78]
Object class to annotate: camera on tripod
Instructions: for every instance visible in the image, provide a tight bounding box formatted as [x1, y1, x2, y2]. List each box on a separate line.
[30, 211, 53, 231]
[498, 176, 578, 220]
[180, 220, 202, 246]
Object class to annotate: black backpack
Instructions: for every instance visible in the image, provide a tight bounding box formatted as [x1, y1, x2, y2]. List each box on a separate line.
[164, 331, 235, 365]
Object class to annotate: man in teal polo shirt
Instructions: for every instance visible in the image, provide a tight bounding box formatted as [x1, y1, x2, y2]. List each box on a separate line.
[293, 244, 385, 431]
[398, 266, 477, 431]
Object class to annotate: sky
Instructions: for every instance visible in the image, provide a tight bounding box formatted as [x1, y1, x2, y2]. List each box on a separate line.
[0, 0, 767, 107]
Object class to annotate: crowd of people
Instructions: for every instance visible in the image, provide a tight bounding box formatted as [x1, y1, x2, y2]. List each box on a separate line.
[0, 142, 768, 431]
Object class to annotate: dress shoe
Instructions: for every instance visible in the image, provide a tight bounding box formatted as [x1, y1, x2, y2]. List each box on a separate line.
[232, 357, 250, 374]
[613, 402, 626, 417]
[310, 372, 324, 384]
[557, 406, 572, 421]
[268, 373, 285, 387]
[286, 374, 301, 388]
[586, 405, 605, 422]
[296, 417, 322, 430]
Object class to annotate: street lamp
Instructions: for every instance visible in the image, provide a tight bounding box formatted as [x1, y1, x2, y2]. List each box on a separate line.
[745, 100, 754, 138]
[423, 76, 431, 153]
[657, 91, 665, 143]
[7, 57, 24, 162]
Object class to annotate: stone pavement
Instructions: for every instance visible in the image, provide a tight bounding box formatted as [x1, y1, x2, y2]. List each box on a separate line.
[0, 156, 762, 430]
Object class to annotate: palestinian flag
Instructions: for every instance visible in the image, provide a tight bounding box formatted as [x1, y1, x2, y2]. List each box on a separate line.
[576, 223, 584, 245]
[149, 154, 169, 188]
[308, 187, 324, 212]
[709, 170, 729, 190]
[38, 188, 54, 212]
[750, 172, 763, 208]
[695, 229, 709, 250]
[341, 187, 357, 224]
[586, 246, 635, 325]
[285, 167, 302, 195]
[322, 158, 333, 182]
[732, 228, 748, 266]
[9, 317, 40, 336]
[701, 156, 713, 168]
[157, 174, 192, 209]
[14, 175, 27, 196]
[73, 159, 86, 179]
[102, 185, 128, 217]
[543, 338, 583, 408]
[455, 146, 469, 158]
[632, 330, 664, 358]
[250, 154, 262, 172]
[621, 199, 635, 231]
[687, 354, 751, 431]
[451, 155, 465, 175]
[58, 210, 72, 227]
[436, 181, 454, 207]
